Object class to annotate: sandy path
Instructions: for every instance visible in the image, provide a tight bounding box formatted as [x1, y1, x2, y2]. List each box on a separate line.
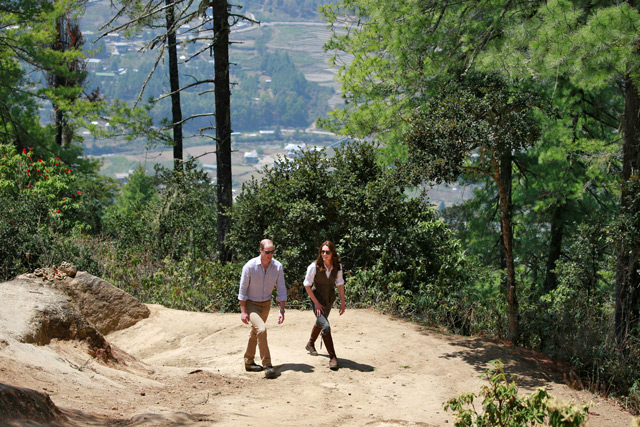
[0, 304, 634, 426]
[102, 305, 632, 426]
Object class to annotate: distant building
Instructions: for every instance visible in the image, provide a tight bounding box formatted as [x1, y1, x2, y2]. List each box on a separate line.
[244, 150, 259, 164]
[85, 58, 102, 70]
[285, 143, 303, 157]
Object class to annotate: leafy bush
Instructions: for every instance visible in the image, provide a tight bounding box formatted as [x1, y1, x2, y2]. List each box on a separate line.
[152, 163, 218, 260]
[62, 232, 243, 313]
[513, 218, 640, 408]
[103, 161, 218, 262]
[345, 262, 414, 314]
[0, 144, 98, 279]
[0, 190, 52, 278]
[134, 258, 241, 312]
[96, 161, 236, 312]
[445, 361, 589, 426]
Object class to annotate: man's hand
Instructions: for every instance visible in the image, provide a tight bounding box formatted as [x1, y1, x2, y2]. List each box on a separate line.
[241, 312, 249, 324]
[278, 311, 285, 324]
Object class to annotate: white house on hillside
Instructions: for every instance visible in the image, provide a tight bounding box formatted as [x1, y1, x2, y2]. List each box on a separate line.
[244, 150, 259, 164]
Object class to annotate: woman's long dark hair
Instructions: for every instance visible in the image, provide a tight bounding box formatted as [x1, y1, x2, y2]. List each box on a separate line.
[315, 240, 341, 271]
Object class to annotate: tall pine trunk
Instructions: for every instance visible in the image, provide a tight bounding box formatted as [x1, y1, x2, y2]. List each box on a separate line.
[212, 0, 232, 263]
[50, 13, 85, 147]
[615, 74, 640, 346]
[498, 147, 519, 344]
[165, 0, 183, 171]
[55, 108, 65, 146]
[543, 204, 564, 293]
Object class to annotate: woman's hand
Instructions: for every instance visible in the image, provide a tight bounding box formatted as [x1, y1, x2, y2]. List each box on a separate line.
[339, 301, 346, 315]
[314, 302, 325, 317]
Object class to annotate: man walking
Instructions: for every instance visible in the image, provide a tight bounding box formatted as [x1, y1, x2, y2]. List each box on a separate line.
[238, 239, 286, 379]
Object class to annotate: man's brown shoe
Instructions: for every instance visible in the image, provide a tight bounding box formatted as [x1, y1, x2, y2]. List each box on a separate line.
[245, 362, 263, 372]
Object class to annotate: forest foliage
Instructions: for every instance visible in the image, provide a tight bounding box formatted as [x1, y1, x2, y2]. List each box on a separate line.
[2, 0, 640, 417]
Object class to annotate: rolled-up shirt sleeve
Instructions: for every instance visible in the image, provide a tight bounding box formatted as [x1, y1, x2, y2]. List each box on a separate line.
[275, 266, 286, 302]
[336, 264, 345, 286]
[238, 263, 251, 301]
[303, 263, 316, 287]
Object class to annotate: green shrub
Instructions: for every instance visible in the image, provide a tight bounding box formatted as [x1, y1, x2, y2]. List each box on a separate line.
[445, 361, 589, 426]
[346, 262, 414, 314]
[103, 161, 218, 262]
[77, 238, 243, 313]
[131, 258, 241, 312]
[514, 219, 640, 407]
[0, 191, 52, 278]
[0, 144, 93, 279]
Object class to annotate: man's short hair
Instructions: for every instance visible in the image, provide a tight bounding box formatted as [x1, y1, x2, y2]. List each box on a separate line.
[260, 239, 273, 250]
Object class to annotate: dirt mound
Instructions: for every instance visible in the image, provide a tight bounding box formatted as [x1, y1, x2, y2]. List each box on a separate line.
[4, 264, 149, 361]
[0, 383, 67, 426]
[0, 264, 150, 423]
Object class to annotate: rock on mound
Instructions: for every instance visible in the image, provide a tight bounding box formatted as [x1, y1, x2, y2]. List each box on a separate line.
[3, 264, 150, 360]
[65, 270, 151, 335]
[19, 264, 149, 327]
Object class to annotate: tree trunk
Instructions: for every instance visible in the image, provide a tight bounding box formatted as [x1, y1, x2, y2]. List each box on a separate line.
[212, 0, 233, 263]
[498, 149, 519, 344]
[49, 12, 85, 147]
[55, 108, 64, 147]
[165, 0, 183, 171]
[615, 74, 640, 346]
[543, 204, 564, 293]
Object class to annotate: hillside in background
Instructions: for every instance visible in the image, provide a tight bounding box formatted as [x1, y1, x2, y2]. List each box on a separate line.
[75, 1, 344, 184]
[80, 0, 341, 134]
[74, 0, 468, 207]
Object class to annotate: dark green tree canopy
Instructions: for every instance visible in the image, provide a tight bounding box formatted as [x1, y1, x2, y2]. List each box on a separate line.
[405, 74, 547, 185]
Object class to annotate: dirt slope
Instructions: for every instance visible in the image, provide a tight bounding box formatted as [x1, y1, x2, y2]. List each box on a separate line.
[1, 299, 635, 426]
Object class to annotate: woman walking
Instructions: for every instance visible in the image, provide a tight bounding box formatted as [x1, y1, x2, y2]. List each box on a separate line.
[303, 240, 345, 370]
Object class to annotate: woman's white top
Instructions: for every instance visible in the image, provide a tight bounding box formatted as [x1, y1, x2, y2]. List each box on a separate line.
[303, 262, 345, 287]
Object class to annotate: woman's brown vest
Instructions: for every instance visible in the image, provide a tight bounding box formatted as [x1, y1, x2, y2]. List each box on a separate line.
[312, 264, 339, 307]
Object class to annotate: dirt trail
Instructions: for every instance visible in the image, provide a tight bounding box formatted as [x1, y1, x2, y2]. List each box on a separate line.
[0, 304, 634, 426]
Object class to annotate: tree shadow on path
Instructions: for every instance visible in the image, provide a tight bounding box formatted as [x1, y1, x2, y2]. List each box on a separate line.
[437, 335, 567, 389]
[278, 363, 315, 374]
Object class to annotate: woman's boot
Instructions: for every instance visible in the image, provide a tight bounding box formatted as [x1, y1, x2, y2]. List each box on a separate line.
[321, 332, 338, 370]
[305, 326, 322, 356]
